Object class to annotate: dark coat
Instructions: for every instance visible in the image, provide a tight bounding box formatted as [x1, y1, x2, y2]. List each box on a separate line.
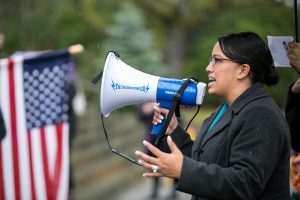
[285, 83, 300, 152]
[0, 109, 5, 141]
[158, 83, 291, 200]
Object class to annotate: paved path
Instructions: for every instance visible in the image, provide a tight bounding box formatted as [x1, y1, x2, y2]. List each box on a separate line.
[115, 177, 191, 200]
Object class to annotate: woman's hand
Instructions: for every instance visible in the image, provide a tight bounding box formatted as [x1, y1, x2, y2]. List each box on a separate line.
[292, 78, 300, 94]
[135, 136, 183, 179]
[153, 104, 178, 135]
[288, 41, 300, 72]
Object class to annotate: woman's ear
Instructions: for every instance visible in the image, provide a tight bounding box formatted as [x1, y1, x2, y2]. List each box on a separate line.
[237, 64, 251, 80]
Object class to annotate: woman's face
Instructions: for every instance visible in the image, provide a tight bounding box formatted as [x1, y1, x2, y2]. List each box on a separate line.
[206, 42, 242, 100]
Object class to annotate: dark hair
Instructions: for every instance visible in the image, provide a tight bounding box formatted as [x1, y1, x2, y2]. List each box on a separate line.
[218, 31, 279, 86]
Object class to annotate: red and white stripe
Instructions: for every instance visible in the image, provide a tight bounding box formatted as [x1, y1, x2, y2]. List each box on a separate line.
[0, 57, 69, 200]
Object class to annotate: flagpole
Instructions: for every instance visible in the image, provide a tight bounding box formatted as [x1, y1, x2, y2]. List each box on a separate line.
[295, 0, 298, 42]
[68, 44, 84, 55]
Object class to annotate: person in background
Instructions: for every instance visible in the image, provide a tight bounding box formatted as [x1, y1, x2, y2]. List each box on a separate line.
[290, 151, 300, 199]
[135, 31, 291, 199]
[0, 32, 6, 59]
[137, 102, 178, 199]
[285, 41, 300, 199]
[286, 41, 300, 152]
[0, 109, 5, 141]
[137, 102, 160, 199]
[0, 32, 7, 141]
[66, 60, 87, 199]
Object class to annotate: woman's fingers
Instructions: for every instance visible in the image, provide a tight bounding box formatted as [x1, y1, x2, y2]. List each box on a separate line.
[153, 105, 169, 116]
[135, 147, 163, 177]
[138, 158, 159, 172]
[288, 41, 298, 48]
[137, 159, 163, 177]
[136, 137, 183, 179]
[152, 105, 178, 134]
[153, 106, 167, 125]
[135, 149, 158, 164]
[153, 112, 163, 125]
[142, 140, 162, 157]
[143, 172, 163, 177]
[166, 136, 178, 153]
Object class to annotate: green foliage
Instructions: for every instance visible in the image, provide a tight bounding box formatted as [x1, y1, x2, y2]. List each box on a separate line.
[184, 2, 296, 107]
[0, 0, 298, 108]
[100, 2, 166, 76]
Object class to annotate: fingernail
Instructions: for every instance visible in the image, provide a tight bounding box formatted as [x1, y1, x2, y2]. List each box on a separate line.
[143, 173, 147, 177]
[143, 140, 149, 145]
[158, 119, 162, 123]
[153, 106, 158, 110]
[135, 150, 141, 155]
[138, 159, 143, 164]
[154, 122, 158, 125]
[167, 136, 172, 141]
[159, 115, 164, 120]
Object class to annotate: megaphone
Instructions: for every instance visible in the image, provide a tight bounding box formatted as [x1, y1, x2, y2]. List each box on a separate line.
[100, 51, 206, 135]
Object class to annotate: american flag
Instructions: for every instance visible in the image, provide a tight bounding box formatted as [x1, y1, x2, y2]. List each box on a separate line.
[0, 51, 71, 200]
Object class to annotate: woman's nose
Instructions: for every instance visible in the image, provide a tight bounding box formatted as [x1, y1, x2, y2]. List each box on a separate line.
[206, 63, 213, 73]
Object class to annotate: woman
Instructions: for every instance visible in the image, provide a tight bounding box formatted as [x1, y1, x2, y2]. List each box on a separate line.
[285, 41, 300, 200]
[135, 32, 291, 199]
[285, 41, 300, 152]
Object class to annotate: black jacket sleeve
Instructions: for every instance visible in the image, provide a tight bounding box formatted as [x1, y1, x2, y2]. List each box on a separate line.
[156, 125, 193, 157]
[285, 82, 300, 152]
[0, 109, 6, 141]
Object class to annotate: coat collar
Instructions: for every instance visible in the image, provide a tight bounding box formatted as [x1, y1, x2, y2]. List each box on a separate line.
[196, 83, 269, 148]
[230, 83, 269, 114]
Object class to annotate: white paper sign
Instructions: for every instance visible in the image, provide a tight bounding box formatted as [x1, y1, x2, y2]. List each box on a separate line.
[267, 36, 294, 67]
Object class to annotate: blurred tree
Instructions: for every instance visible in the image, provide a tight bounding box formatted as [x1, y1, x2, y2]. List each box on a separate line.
[184, 1, 295, 106]
[133, 0, 294, 79]
[100, 2, 165, 75]
[133, 0, 229, 78]
[79, 0, 121, 34]
[0, 0, 297, 106]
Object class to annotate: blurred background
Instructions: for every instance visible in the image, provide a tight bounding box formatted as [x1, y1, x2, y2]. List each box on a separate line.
[0, 0, 298, 199]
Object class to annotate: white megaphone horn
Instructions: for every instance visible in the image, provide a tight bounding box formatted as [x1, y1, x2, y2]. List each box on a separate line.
[100, 51, 206, 135]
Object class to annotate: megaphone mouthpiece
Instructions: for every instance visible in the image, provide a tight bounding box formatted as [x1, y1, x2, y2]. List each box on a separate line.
[196, 82, 207, 105]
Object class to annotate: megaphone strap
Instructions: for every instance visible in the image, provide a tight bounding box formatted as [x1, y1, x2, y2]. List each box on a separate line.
[174, 78, 197, 118]
[91, 51, 121, 85]
[91, 70, 103, 85]
[101, 114, 142, 166]
[185, 105, 201, 131]
[175, 104, 180, 117]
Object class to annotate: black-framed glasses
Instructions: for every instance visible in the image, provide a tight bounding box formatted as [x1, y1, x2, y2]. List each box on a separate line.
[208, 57, 242, 66]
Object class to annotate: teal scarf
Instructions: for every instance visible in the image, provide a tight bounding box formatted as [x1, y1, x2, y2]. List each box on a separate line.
[208, 103, 228, 132]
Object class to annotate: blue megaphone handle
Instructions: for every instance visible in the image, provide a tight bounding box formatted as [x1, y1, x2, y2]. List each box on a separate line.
[151, 101, 172, 135]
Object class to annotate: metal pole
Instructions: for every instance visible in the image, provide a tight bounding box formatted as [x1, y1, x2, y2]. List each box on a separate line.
[295, 0, 298, 42]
